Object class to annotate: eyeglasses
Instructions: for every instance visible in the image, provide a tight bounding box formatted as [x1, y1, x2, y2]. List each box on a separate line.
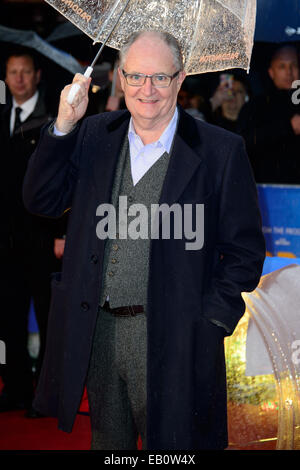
[122, 69, 180, 88]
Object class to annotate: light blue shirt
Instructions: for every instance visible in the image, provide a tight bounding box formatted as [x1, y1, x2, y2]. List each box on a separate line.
[53, 106, 178, 186]
[128, 107, 178, 185]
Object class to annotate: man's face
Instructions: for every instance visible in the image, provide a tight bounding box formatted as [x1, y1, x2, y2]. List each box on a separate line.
[268, 48, 299, 90]
[5, 55, 41, 104]
[222, 80, 247, 116]
[119, 34, 186, 130]
[177, 89, 190, 109]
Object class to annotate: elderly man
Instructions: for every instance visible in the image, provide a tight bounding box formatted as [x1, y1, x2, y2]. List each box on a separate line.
[23, 31, 265, 450]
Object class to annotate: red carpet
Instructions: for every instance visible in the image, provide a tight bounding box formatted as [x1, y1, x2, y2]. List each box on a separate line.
[0, 376, 91, 450]
[0, 383, 275, 450]
[0, 383, 145, 450]
[0, 411, 91, 450]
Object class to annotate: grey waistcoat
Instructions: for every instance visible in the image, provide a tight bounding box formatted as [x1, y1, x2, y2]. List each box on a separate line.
[99, 134, 171, 309]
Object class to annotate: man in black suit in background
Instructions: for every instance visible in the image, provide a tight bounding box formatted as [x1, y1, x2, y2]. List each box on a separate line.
[237, 45, 300, 183]
[0, 49, 64, 415]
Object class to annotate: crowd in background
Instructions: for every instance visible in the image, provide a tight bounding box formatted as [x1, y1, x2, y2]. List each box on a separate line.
[179, 44, 300, 185]
[0, 36, 299, 417]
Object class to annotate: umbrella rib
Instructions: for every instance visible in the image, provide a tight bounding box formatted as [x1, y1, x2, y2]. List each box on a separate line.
[90, 0, 131, 68]
[214, 0, 244, 22]
[94, 0, 124, 44]
[185, 0, 204, 73]
[241, 0, 248, 27]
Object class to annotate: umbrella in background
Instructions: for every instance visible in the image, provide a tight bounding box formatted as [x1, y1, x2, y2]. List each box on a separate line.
[46, 21, 83, 43]
[46, 21, 114, 88]
[255, 0, 300, 43]
[0, 24, 85, 112]
[0, 24, 84, 75]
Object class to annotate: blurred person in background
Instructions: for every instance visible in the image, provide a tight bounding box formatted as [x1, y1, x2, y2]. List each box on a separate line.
[177, 87, 206, 120]
[237, 44, 300, 183]
[0, 48, 63, 417]
[93, 60, 126, 113]
[208, 73, 249, 133]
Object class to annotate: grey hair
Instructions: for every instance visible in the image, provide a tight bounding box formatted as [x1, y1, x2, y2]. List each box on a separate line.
[118, 30, 184, 71]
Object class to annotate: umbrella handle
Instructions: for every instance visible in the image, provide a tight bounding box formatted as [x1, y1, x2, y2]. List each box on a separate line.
[67, 66, 93, 105]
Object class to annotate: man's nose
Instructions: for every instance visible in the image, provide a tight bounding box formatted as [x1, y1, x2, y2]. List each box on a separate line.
[16, 72, 24, 82]
[141, 76, 155, 95]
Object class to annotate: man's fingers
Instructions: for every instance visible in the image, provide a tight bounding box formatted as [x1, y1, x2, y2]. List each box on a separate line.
[56, 74, 91, 132]
[62, 73, 91, 102]
[70, 87, 87, 108]
[61, 82, 86, 107]
[73, 73, 91, 91]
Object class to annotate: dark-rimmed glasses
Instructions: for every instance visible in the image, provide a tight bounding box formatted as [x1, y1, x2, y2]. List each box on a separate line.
[122, 69, 180, 88]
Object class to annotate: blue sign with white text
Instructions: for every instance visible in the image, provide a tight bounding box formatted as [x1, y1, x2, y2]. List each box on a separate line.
[257, 184, 300, 258]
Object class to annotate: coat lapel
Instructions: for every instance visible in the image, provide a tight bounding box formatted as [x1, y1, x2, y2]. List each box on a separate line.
[92, 110, 131, 203]
[16, 92, 52, 135]
[1, 92, 52, 139]
[159, 107, 204, 206]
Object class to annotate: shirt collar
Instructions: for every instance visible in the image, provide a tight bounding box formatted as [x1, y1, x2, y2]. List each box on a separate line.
[13, 90, 39, 115]
[128, 106, 178, 153]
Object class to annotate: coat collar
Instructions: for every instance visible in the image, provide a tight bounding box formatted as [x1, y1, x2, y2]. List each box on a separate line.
[1, 90, 51, 138]
[93, 106, 204, 206]
[159, 106, 203, 206]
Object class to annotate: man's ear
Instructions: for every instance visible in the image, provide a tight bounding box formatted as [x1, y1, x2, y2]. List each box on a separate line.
[177, 70, 186, 91]
[268, 67, 274, 81]
[118, 67, 126, 92]
[36, 69, 42, 85]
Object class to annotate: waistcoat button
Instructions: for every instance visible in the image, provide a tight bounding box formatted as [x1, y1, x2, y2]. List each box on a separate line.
[91, 254, 98, 264]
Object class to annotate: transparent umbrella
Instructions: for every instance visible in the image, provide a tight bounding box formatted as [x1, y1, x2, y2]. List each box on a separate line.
[44, 0, 257, 102]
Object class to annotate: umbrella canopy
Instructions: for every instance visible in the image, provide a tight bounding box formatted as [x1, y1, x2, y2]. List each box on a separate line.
[0, 24, 84, 75]
[255, 0, 300, 43]
[44, 0, 257, 75]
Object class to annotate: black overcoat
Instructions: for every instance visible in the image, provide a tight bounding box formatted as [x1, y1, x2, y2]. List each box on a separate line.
[23, 107, 265, 450]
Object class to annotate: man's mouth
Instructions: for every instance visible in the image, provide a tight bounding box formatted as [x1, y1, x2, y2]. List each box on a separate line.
[138, 99, 158, 103]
